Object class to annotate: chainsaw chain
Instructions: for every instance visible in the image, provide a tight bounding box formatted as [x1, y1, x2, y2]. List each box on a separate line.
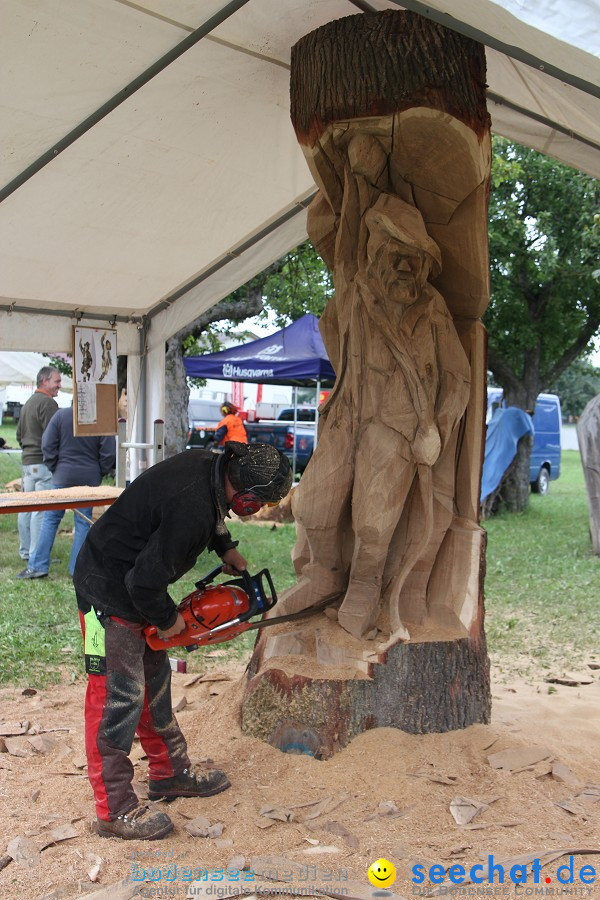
[246, 591, 342, 631]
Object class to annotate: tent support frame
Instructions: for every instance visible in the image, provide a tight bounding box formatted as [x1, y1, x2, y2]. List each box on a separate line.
[0, 0, 252, 205]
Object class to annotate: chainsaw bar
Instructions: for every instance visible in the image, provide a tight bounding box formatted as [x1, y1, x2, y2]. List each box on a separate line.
[243, 591, 342, 631]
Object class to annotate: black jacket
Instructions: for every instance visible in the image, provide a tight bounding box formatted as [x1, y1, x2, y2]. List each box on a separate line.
[73, 450, 236, 630]
[42, 408, 116, 487]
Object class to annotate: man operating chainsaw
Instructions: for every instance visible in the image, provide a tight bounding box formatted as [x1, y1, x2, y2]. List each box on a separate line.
[73, 441, 292, 841]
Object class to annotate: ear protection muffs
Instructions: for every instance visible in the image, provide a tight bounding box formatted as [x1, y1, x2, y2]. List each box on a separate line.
[230, 490, 262, 517]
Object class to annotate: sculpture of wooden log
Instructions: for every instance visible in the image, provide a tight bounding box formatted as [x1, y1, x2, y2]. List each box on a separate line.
[577, 394, 600, 555]
[242, 10, 492, 753]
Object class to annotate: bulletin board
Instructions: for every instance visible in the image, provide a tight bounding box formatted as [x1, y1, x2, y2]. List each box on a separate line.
[72, 326, 118, 436]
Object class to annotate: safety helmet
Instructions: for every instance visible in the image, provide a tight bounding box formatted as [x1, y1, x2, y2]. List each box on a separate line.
[224, 442, 292, 506]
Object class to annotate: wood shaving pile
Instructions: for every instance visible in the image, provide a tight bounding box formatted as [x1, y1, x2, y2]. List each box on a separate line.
[0, 665, 598, 900]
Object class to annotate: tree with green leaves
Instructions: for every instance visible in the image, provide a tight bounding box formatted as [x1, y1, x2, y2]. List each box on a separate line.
[485, 137, 600, 509]
[164, 241, 332, 456]
[549, 358, 600, 421]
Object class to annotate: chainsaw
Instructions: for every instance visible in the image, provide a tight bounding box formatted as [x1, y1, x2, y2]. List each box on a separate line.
[143, 566, 338, 652]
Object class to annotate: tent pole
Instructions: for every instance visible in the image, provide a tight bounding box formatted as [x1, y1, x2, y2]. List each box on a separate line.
[292, 386, 298, 481]
[314, 379, 320, 450]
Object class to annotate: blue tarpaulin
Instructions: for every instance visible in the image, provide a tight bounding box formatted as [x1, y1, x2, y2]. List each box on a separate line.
[480, 407, 535, 502]
[183, 314, 336, 386]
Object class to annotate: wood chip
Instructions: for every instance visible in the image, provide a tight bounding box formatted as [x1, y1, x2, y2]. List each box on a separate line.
[545, 671, 594, 686]
[7, 836, 40, 868]
[301, 845, 341, 855]
[172, 694, 187, 712]
[0, 720, 30, 736]
[317, 820, 360, 849]
[551, 761, 583, 789]
[39, 823, 79, 849]
[449, 796, 489, 825]
[86, 853, 102, 882]
[71, 875, 140, 899]
[227, 855, 246, 871]
[28, 734, 58, 754]
[184, 673, 206, 686]
[259, 804, 294, 823]
[4, 737, 27, 757]
[408, 766, 458, 784]
[365, 799, 413, 820]
[487, 746, 552, 771]
[184, 815, 212, 837]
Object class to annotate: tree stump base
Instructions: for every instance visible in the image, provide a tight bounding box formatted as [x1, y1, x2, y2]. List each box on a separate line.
[241, 618, 491, 758]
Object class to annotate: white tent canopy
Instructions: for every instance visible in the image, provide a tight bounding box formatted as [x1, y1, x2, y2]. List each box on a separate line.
[1, 0, 599, 451]
[0, 352, 73, 390]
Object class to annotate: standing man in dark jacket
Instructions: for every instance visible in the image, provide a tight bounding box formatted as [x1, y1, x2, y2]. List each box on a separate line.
[73, 441, 292, 841]
[16, 366, 61, 562]
[17, 407, 116, 579]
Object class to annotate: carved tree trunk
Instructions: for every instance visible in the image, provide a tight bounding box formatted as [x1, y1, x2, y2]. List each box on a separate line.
[577, 394, 600, 555]
[242, 9, 492, 753]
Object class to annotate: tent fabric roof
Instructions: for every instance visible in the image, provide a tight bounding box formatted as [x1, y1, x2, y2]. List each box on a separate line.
[0, 0, 599, 357]
[183, 313, 336, 386]
[0, 352, 73, 390]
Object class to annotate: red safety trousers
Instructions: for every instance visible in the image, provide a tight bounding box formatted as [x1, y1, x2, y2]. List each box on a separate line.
[78, 611, 191, 821]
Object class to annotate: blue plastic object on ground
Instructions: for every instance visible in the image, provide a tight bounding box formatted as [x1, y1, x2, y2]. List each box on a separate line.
[480, 407, 534, 502]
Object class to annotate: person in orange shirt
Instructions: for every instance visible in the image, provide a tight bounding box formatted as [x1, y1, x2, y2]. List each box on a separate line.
[213, 403, 248, 447]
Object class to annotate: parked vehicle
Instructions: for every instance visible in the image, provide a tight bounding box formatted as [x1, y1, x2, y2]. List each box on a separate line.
[186, 399, 222, 449]
[187, 405, 317, 473]
[245, 415, 315, 473]
[487, 389, 561, 494]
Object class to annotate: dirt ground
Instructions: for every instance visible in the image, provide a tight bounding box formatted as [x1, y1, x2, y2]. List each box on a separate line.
[0, 658, 599, 900]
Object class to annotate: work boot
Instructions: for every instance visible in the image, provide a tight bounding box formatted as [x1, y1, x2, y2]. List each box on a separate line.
[95, 804, 173, 841]
[148, 766, 231, 801]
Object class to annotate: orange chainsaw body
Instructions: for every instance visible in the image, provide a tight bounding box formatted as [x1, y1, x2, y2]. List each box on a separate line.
[144, 584, 252, 650]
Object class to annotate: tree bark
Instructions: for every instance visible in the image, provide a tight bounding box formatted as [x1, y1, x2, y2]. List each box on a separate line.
[242, 9, 492, 744]
[501, 434, 533, 512]
[164, 294, 264, 457]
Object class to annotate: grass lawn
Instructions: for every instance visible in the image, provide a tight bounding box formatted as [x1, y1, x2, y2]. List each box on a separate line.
[483, 449, 599, 679]
[0, 418, 597, 688]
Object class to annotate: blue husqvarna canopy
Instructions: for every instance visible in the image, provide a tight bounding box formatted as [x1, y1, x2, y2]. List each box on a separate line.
[183, 314, 336, 386]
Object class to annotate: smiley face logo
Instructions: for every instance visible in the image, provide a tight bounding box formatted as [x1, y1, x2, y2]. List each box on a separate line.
[368, 858, 396, 889]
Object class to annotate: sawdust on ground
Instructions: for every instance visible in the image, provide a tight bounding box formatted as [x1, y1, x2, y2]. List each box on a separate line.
[0, 661, 599, 900]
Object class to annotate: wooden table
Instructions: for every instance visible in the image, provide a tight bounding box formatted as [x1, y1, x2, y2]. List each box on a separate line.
[0, 485, 123, 515]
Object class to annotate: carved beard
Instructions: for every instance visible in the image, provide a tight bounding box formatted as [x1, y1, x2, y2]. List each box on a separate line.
[367, 239, 431, 305]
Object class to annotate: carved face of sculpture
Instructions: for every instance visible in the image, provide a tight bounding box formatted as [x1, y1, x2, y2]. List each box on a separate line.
[368, 234, 433, 304]
[363, 196, 441, 305]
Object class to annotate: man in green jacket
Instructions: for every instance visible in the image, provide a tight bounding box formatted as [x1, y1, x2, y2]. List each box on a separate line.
[16, 366, 61, 562]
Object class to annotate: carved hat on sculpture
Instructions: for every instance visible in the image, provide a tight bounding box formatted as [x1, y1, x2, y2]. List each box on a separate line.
[365, 194, 442, 278]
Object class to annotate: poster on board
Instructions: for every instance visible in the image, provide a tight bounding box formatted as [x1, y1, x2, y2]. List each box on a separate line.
[72, 326, 118, 435]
